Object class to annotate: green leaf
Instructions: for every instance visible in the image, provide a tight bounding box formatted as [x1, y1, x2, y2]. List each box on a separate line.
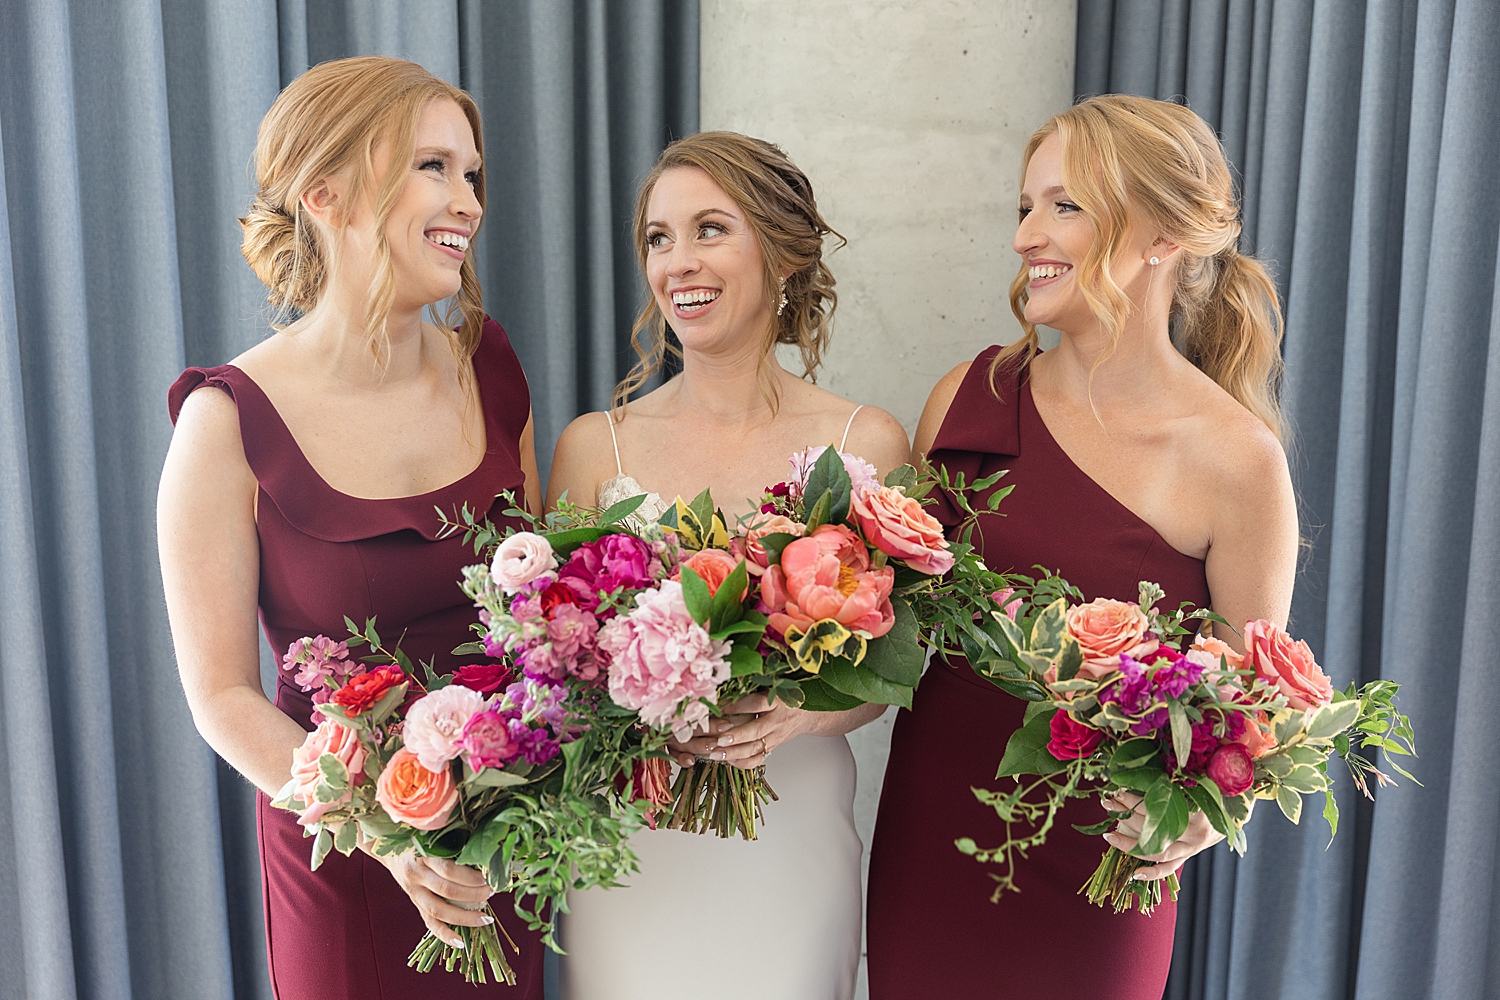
[804, 490, 832, 532]
[1030, 599, 1069, 655]
[884, 464, 919, 492]
[334, 819, 359, 856]
[712, 616, 768, 641]
[469, 768, 533, 788]
[451, 641, 486, 656]
[688, 489, 718, 537]
[1109, 739, 1160, 772]
[798, 677, 864, 711]
[996, 709, 1066, 778]
[679, 566, 712, 626]
[806, 445, 853, 525]
[1276, 785, 1303, 824]
[1221, 791, 1251, 825]
[986, 613, 1028, 661]
[818, 656, 912, 709]
[596, 493, 648, 527]
[1274, 711, 1306, 745]
[757, 532, 798, 567]
[860, 598, 924, 687]
[954, 836, 978, 855]
[1073, 818, 1117, 836]
[1135, 777, 1190, 857]
[1260, 753, 1294, 779]
[311, 827, 333, 871]
[727, 642, 764, 677]
[1185, 782, 1231, 838]
[1111, 766, 1165, 793]
[545, 526, 613, 558]
[1168, 700, 1192, 775]
[1282, 765, 1326, 794]
[318, 753, 350, 790]
[1305, 700, 1361, 740]
[1054, 636, 1083, 682]
[457, 813, 509, 867]
[1322, 788, 1340, 844]
[707, 559, 750, 632]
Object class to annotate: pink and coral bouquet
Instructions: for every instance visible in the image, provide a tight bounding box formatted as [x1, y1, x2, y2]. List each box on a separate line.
[956, 577, 1417, 915]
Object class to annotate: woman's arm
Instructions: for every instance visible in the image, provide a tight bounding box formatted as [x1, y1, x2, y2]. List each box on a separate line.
[545, 411, 612, 512]
[519, 409, 542, 517]
[158, 387, 307, 796]
[912, 362, 970, 462]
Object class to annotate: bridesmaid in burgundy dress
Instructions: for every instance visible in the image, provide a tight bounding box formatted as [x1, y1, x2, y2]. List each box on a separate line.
[867, 95, 1300, 998]
[158, 58, 544, 998]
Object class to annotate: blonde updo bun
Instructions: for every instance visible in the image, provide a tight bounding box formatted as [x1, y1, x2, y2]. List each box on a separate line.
[239, 196, 323, 312]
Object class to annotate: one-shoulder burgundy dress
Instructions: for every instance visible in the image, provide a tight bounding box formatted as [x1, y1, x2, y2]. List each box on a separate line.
[169, 320, 543, 999]
[866, 347, 1210, 999]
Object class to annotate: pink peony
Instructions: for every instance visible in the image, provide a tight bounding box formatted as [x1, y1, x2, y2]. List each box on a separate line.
[288, 719, 367, 826]
[732, 514, 805, 575]
[1242, 620, 1333, 711]
[599, 581, 732, 741]
[678, 548, 742, 598]
[1065, 599, 1159, 679]
[559, 534, 656, 605]
[402, 684, 487, 772]
[491, 532, 558, 593]
[1206, 742, 1255, 795]
[761, 531, 895, 639]
[458, 708, 520, 770]
[851, 484, 954, 575]
[375, 748, 458, 830]
[1047, 711, 1104, 760]
[789, 446, 880, 494]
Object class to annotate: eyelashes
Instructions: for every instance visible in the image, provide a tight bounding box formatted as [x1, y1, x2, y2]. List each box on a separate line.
[644, 222, 728, 250]
[419, 158, 480, 189]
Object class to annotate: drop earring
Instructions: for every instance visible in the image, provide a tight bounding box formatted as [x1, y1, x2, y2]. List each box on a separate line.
[777, 277, 788, 316]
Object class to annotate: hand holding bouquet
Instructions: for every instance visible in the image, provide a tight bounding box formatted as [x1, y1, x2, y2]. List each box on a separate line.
[957, 578, 1416, 915]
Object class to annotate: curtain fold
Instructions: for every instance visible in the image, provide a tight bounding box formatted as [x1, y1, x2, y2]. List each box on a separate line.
[1076, 2, 1500, 998]
[0, 3, 697, 998]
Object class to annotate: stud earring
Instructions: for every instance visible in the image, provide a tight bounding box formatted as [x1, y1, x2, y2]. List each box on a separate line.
[777, 277, 788, 316]
[1149, 256, 1160, 266]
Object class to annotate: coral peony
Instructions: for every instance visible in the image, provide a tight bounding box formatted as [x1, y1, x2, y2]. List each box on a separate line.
[1065, 599, 1159, 679]
[1206, 742, 1255, 795]
[402, 684, 487, 772]
[288, 719, 367, 826]
[761, 532, 895, 640]
[375, 748, 458, 830]
[599, 581, 731, 741]
[1243, 620, 1333, 711]
[559, 534, 656, 605]
[330, 664, 406, 714]
[850, 484, 955, 576]
[458, 708, 520, 770]
[1047, 711, 1104, 760]
[491, 532, 558, 593]
[679, 548, 742, 597]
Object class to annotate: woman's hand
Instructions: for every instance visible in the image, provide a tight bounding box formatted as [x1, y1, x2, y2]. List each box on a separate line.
[370, 849, 494, 948]
[664, 713, 756, 767]
[1101, 790, 1225, 881]
[702, 694, 818, 769]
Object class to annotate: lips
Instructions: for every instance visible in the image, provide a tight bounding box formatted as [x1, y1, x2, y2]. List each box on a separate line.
[669, 287, 721, 318]
[1028, 261, 1072, 286]
[425, 229, 470, 261]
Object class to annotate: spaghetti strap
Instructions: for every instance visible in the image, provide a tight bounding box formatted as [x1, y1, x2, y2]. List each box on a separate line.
[606, 412, 623, 476]
[839, 405, 865, 451]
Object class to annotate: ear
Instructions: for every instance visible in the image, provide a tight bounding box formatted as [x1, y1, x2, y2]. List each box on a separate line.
[1144, 237, 1181, 264]
[299, 177, 344, 230]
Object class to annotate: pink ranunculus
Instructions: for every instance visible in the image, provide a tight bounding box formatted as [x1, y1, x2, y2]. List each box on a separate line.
[851, 484, 955, 576]
[491, 532, 558, 594]
[678, 548, 742, 597]
[599, 581, 732, 741]
[763, 534, 895, 640]
[1242, 620, 1333, 711]
[1206, 741, 1255, 796]
[1065, 599, 1159, 679]
[559, 534, 656, 605]
[288, 719, 367, 826]
[1047, 711, 1104, 760]
[789, 446, 880, 494]
[375, 748, 458, 830]
[733, 514, 805, 575]
[458, 708, 520, 770]
[991, 588, 1022, 620]
[402, 684, 487, 772]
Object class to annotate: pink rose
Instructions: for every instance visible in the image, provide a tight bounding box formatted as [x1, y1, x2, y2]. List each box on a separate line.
[1242, 620, 1333, 711]
[851, 485, 955, 576]
[762, 533, 895, 640]
[491, 532, 558, 593]
[375, 748, 458, 830]
[458, 708, 520, 770]
[1047, 711, 1104, 760]
[733, 514, 805, 575]
[1065, 599, 1159, 679]
[402, 684, 487, 772]
[991, 588, 1022, 620]
[1206, 742, 1255, 796]
[678, 548, 742, 598]
[288, 719, 367, 826]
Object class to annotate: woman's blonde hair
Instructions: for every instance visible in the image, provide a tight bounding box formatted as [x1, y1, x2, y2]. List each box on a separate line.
[612, 131, 843, 414]
[995, 94, 1286, 439]
[240, 56, 486, 371]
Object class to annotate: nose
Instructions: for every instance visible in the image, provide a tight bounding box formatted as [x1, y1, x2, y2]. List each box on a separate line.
[1013, 209, 1044, 258]
[451, 176, 482, 225]
[666, 232, 700, 277]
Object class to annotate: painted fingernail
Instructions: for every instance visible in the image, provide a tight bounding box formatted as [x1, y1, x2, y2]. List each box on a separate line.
[480, 915, 494, 925]
[718, 736, 733, 746]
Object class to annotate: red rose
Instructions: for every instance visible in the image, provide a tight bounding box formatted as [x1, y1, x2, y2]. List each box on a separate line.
[538, 580, 584, 619]
[330, 665, 406, 714]
[450, 662, 514, 695]
[1047, 711, 1104, 760]
[1206, 742, 1255, 796]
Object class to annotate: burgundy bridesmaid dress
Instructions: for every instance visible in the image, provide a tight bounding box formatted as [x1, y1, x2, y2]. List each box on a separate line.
[169, 320, 543, 999]
[866, 346, 1210, 999]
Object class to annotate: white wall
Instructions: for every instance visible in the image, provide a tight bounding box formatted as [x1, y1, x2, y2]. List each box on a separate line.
[700, 2, 1076, 995]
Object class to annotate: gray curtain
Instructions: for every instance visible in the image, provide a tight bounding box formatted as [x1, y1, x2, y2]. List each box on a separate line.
[1078, 2, 1499, 999]
[0, 3, 696, 999]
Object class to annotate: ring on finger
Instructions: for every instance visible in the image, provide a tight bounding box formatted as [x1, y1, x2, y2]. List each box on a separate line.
[761, 738, 772, 759]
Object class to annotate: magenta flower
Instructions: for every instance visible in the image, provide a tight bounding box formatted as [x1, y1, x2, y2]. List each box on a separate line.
[458, 709, 520, 770]
[559, 534, 656, 607]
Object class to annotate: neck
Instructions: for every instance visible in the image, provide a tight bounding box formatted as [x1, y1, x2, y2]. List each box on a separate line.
[293, 277, 430, 389]
[668, 327, 790, 425]
[1039, 295, 1184, 409]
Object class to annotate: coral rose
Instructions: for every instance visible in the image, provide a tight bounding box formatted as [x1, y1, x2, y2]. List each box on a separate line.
[1232, 711, 1276, 758]
[402, 684, 487, 772]
[1243, 620, 1333, 711]
[1065, 599, 1159, 679]
[762, 533, 895, 640]
[851, 484, 955, 576]
[1206, 742, 1255, 796]
[375, 748, 458, 830]
[1047, 711, 1104, 760]
[330, 664, 406, 715]
[491, 532, 558, 593]
[734, 514, 804, 575]
[678, 548, 742, 597]
[288, 719, 367, 826]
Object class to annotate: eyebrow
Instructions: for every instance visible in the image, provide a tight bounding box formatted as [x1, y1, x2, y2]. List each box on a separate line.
[414, 146, 483, 170]
[645, 206, 739, 230]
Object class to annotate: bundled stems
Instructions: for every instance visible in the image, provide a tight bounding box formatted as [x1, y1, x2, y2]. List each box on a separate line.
[1079, 847, 1179, 916]
[407, 900, 518, 985]
[666, 762, 778, 840]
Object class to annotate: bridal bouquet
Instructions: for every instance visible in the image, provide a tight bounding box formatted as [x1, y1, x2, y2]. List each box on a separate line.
[956, 578, 1416, 915]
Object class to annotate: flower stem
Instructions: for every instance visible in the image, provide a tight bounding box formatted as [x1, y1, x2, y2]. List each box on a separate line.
[1079, 846, 1180, 916]
[665, 762, 778, 840]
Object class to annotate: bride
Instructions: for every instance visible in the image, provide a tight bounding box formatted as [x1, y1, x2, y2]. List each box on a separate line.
[546, 131, 910, 999]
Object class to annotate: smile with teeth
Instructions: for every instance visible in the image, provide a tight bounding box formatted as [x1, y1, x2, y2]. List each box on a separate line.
[671, 289, 721, 312]
[427, 231, 470, 251]
[1030, 263, 1072, 281]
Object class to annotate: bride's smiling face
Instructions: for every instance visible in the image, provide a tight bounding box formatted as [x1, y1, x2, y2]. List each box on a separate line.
[644, 166, 773, 356]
